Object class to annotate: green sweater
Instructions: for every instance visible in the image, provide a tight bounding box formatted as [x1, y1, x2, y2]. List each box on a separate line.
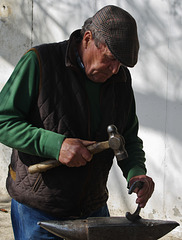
[0, 51, 146, 181]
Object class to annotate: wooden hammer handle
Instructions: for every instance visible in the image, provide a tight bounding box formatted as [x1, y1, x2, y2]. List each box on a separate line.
[28, 140, 109, 174]
[87, 140, 109, 154]
[28, 159, 61, 174]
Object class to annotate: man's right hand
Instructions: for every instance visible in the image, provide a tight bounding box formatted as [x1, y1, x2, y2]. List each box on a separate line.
[58, 138, 95, 167]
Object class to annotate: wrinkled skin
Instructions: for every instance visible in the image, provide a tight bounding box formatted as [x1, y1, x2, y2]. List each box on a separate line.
[78, 31, 122, 83]
[129, 175, 155, 208]
[58, 138, 95, 167]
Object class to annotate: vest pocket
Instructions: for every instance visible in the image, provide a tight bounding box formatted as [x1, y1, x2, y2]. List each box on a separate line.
[32, 173, 43, 192]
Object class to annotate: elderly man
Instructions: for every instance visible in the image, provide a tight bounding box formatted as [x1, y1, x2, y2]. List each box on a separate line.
[0, 5, 154, 240]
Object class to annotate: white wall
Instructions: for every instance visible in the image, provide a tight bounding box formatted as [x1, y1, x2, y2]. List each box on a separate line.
[0, 0, 182, 239]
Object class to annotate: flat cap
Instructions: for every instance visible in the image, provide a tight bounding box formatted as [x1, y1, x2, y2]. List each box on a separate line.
[92, 5, 139, 67]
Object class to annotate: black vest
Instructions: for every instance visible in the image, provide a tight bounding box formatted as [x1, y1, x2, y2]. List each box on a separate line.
[6, 30, 134, 218]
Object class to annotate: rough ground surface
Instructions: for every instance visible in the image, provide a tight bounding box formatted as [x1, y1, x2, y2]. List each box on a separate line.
[0, 198, 14, 240]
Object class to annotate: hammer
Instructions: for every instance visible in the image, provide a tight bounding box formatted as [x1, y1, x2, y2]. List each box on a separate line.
[28, 125, 128, 174]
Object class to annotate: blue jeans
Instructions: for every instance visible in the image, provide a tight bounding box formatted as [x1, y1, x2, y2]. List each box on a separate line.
[11, 199, 110, 240]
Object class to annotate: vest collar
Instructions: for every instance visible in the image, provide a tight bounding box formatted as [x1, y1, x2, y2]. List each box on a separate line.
[65, 30, 82, 69]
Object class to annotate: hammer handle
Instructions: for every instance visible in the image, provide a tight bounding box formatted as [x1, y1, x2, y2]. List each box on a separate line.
[87, 140, 109, 154]
[28, 140, 109, 174]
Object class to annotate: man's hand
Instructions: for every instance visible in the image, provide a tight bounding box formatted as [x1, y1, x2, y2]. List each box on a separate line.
[129, 175, 155, 208]
[58, 138, 95, 167]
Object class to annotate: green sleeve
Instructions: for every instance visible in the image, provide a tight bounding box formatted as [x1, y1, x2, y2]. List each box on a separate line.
[118, 95, 147, 182]
[0, 51, 65, 160]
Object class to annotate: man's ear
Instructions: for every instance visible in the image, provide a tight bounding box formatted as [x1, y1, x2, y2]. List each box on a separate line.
[83, 31, 93, 48]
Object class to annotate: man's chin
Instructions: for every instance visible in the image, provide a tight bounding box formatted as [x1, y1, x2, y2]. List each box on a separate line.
[88, 74, 111, 83]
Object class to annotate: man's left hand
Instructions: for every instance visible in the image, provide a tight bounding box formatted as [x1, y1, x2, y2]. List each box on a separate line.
[129, 175, 155, 208]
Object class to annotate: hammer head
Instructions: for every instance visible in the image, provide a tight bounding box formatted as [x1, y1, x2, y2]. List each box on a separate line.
[107, 125, 128, 161]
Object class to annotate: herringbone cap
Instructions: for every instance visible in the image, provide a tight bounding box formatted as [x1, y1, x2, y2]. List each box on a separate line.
[92, 5, 139, 67]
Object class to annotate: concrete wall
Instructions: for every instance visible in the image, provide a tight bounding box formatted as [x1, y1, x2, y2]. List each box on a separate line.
[0, 0, 182, 239]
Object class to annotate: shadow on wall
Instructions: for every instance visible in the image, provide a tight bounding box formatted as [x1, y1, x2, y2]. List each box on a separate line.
[0, 0, 181, 140]
[0, 0, 182, 224]
[0, 0, 181, 63]
[135, 91, 182, 144]
[32, 0, 97, 44]
[0, 0, 98, 67]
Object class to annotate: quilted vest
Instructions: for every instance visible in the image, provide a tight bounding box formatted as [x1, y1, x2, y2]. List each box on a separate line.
[6, 30, 134, 218]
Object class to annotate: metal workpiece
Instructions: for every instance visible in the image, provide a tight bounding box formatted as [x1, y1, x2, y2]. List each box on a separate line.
[38, 217, 179, 240]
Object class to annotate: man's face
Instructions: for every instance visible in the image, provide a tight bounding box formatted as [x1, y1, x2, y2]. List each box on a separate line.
[81, 31, 121, 83]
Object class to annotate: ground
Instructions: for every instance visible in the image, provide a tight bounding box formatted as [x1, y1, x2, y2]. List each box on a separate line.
[0, 197, 14, 240]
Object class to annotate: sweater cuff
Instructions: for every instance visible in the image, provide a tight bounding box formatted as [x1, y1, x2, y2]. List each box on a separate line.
[127, 166, 146, 182]
[43, 132, 66, 160]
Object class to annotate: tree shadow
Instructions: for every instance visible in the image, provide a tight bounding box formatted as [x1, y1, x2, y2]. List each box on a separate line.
[0, 0, 182, 219]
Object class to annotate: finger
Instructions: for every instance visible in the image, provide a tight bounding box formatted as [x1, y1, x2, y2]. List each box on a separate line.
[80, 147, 93, 162]
[137, 193, 150, 207]
[60, 138, 92, 162]
[66, 158, 87, 167]
[64, 153, 88, 167]
[137, 181, 149, 197]
[136, 182, 154, 207]
[77, 139, 95, 162]
[130, 175, 154, 197]
[132, 187, 139, 194]
[129, 176, 154, 208]
[80, 140, 96, 147]
[141, 178, 154, 198]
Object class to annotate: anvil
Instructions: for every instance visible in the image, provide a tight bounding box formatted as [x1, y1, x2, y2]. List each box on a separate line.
[38, 217, 179, 240]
